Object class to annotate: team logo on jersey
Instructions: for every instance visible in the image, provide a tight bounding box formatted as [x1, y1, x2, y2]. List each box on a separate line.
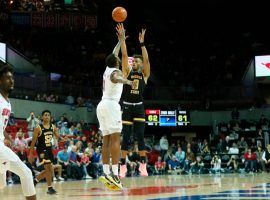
[2, 108, 10, 116]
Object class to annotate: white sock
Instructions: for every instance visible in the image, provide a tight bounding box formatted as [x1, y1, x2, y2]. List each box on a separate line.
[103, 164, 110, 175]
[112, 164, 118, 176]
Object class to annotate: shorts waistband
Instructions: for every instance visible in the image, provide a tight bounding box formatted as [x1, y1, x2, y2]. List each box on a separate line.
[102, 98, 119, 102]
[123, 101, 143, 106]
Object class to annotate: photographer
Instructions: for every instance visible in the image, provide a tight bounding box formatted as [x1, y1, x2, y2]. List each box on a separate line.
[190, 156, 205, 174]
[210, 155, 222, 174]
[226, 155, 238, 173]
[27, 111, 39, 138]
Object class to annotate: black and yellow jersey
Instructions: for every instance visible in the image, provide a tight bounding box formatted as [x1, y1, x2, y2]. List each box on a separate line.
[36, 123, 54, 150]
[122, 70, 146, 103]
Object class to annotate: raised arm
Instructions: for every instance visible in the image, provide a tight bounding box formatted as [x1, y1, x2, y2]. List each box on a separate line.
[116, 23, 131, 78]
[112, 41, 121, 56]
[139, 29, 150, 81]
[113, 31, 129, 56]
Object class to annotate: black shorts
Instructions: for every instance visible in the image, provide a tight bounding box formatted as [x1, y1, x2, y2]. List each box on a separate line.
[37, 148, 54, 164]
[122, 103, 145, 123]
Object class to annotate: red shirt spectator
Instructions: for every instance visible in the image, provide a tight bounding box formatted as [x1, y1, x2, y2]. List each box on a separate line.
[155, 156, 166, 170]
[244, 149, 256, 161]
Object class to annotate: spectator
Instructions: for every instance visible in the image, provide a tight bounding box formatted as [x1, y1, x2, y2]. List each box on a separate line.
[164, 148, 173, 163]
[256, 128, 264, 140]
[67, 140, 74, 153]
[74, 123, 82, 136]
[183, 148, 195, 173]
[69, 125, 75, 136]
[65, 93, 75, 105]
[154, 156, 166, 175]
[210, 155, 222, 174]
[228, 143, 239, 154]
[190, 156, 205, 174]
[244, 148, 257, 173]
[57, 116, 65, 128]
[250, 138, 257, 149]
[96, 135, 103, 148]
[40, 93, 47, 101]
[14, 129, 28, 149]
[52, 163, 65, 182]
[80, 151, 91, 179]
[81, 136, 88, 151]
[229, 131, 239, 140]
[202, 144, 211, 155]
[232, 122, 241, 132]
[46, 92, 56, 102]
[68, 146, 83, 179]
[84, 142, 94, 155]
[175, 147, 185, 168]
[160, 135, 169, 161]
[216, 139, 223, 153]
[237, 137, 248, 152]
[76, 95, 84, 107]
[34, 93, 41, 101]
[262, 144, 270, 171]
[75, 141, 83, 156]
[255, 145, 265, 172]
[92, 148, 102, 176]
[256, 128, 264, 148]
[8, 112, 16, 126]
[57, 145, 70, 176]
[167, 155, 180, 174]
[226, 155, 238, 172]
[59, 122, 70, 136]
[126, 149, 140, 177]
[222, 136, 231, 152]
[26, 111, 39, 137]
[90, 130, 98, 143]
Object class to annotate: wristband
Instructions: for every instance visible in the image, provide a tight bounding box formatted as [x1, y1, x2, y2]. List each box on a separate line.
[140, 42, 145, 47]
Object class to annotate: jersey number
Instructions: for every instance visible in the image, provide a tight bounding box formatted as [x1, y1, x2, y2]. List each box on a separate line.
[132, 79, 139, 90]
[45, 135, 53, 147]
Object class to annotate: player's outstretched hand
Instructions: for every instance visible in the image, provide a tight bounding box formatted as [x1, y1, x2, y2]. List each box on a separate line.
[116, 23, 126, 41]
[139, 29, 146, 43]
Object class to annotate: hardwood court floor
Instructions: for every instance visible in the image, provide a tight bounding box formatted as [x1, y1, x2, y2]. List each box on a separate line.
[2, 173, 270, 200]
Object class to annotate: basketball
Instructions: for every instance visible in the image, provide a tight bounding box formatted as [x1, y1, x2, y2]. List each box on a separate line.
[112, 7, 127, 22]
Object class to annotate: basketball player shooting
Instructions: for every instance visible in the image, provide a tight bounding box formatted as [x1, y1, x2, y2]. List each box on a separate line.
[0, 62, 37, 200]
[116, 23, 151, 178]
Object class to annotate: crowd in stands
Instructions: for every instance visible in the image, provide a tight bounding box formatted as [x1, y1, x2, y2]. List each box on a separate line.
[1, 0, 270, 183]
[5, 108, 270, 185]
[1, 1, 269, 105]
[0, 0, 98, 12]
[33, 92, 94, 108]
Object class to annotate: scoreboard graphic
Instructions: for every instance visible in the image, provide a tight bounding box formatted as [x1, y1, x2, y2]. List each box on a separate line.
[145, 109, 190, 126]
